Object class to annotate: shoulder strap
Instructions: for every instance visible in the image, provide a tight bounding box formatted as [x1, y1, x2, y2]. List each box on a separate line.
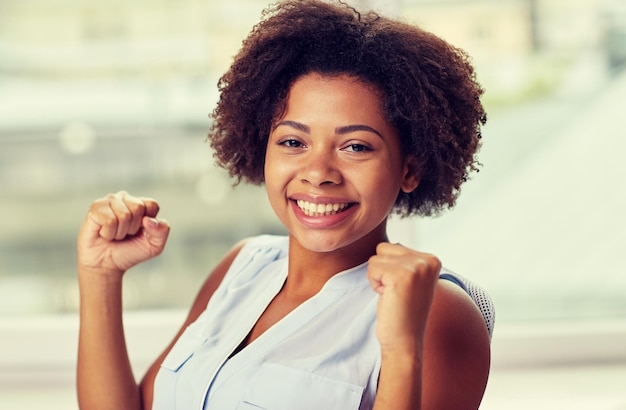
[440, 269, 495, 341]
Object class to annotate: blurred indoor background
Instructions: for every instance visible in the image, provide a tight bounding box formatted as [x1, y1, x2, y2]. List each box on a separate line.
[1, 0, 625, 408]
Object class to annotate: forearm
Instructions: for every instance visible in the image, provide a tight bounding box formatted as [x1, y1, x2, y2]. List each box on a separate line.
[77, 271, 142, 410]
[373, 349, 423, 410]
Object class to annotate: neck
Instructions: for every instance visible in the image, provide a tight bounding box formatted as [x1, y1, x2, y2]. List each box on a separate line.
[284, 225, 388, 298]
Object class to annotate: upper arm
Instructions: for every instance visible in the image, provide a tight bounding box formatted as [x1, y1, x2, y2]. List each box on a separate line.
[421, 280, 491, 410]
[138, 238, 249, 409]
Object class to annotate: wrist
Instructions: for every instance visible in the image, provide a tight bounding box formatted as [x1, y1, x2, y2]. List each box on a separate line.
[376, 344, 424, 410]
[78, 270, 125, 316]
[78, 267, 126, 296]
[380, 334, 424, 358]
[381, 344, 423, 367]
[78, 264, 125, 281]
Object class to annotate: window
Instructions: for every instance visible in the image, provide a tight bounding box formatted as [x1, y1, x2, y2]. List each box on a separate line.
[1, 0, 624, 408]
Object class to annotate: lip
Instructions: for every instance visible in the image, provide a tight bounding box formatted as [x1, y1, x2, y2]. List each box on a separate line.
[289, 196, 358, 228]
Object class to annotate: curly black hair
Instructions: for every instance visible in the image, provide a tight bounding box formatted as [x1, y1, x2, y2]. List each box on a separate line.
[208, 0, 486, 217]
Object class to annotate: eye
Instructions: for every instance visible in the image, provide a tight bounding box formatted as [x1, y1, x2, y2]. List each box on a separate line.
[279, 139, 305, 148]
[343, 143, 371, 153]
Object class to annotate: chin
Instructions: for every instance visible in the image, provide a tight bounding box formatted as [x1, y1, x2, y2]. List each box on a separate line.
[291, 233, 344, 253]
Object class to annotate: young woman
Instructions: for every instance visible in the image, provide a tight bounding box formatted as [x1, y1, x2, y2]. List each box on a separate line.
[76, 1, 493, 409]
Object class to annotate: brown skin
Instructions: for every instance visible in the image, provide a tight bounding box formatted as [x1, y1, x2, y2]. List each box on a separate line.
[78, 2, 490, 406]
[77, 219, 489, 410]
[137, 240, 489, 410]
[76, 192, 169, 409]
[138, 242, 490, 409]
[209, 0, 486, 218]
[76, 73, 490, 409]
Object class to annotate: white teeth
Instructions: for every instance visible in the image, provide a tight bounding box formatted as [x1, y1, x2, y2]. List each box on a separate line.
[296, 200, 349, 216]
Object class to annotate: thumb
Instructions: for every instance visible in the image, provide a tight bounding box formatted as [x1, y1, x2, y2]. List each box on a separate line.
[142, 216, 170, 249]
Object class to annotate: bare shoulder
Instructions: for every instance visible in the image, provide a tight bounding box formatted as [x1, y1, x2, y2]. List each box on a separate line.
[428, 279, 491, 344]
[422, 279, 491, 409]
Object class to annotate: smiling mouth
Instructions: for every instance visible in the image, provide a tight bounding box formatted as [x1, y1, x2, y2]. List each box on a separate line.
[296, 200, 351, 217]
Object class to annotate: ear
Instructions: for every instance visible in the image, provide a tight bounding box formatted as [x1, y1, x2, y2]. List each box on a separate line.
[401, 172, 420, 193]
[400, 157, 421, 193]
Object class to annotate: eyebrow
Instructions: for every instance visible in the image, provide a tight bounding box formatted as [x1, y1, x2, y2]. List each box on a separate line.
[274, 120, 310, 134]
[336, 124, 383, 140]
[274, 121, 384, 139]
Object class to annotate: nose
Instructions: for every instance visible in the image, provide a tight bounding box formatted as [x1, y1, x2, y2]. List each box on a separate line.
[299, 147, 342, 187]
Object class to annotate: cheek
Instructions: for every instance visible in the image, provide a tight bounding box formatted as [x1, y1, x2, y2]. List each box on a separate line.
[264, 153, 292, 199]
[360, 166, 404, 207]
[265, 155, 285, 182]
[263, 150, 279, 183]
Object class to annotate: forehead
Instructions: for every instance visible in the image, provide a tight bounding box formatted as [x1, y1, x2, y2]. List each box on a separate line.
[280, 73, 387, 123]
[289, 72, 383, 99]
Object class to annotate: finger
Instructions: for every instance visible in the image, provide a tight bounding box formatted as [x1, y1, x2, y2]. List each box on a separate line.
[121, 194, 147, 236]
[375, 242, 410, 256]
[140, 197, 160, 218]
[142, 217, 170, 237]
[109, 192, 136, 241]
[142, 217, 171, 254]
[86, 199, 118, 241]
[366, 257, 395, 293]
[367, 270, 384, 294]
[367, 258, 407, 283]
[368, 254, 441, 294]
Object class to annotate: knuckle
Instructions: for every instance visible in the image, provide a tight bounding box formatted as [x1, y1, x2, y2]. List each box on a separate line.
[409, 255, 441, 276]
[127, 199, 146, 215]
[99, 212, 118, 228]
[116, 208, 132, 223]
[424, 254, 441, 271]
[90, 196, 110, 208]
[151, 201, 160, 213]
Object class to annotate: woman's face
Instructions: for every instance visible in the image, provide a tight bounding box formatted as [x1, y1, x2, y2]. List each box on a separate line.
[264, 72, 419, 254]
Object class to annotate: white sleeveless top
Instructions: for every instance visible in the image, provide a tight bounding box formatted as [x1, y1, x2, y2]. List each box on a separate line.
[151, 234, 495, 409]
[152, 235, 381, 410]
